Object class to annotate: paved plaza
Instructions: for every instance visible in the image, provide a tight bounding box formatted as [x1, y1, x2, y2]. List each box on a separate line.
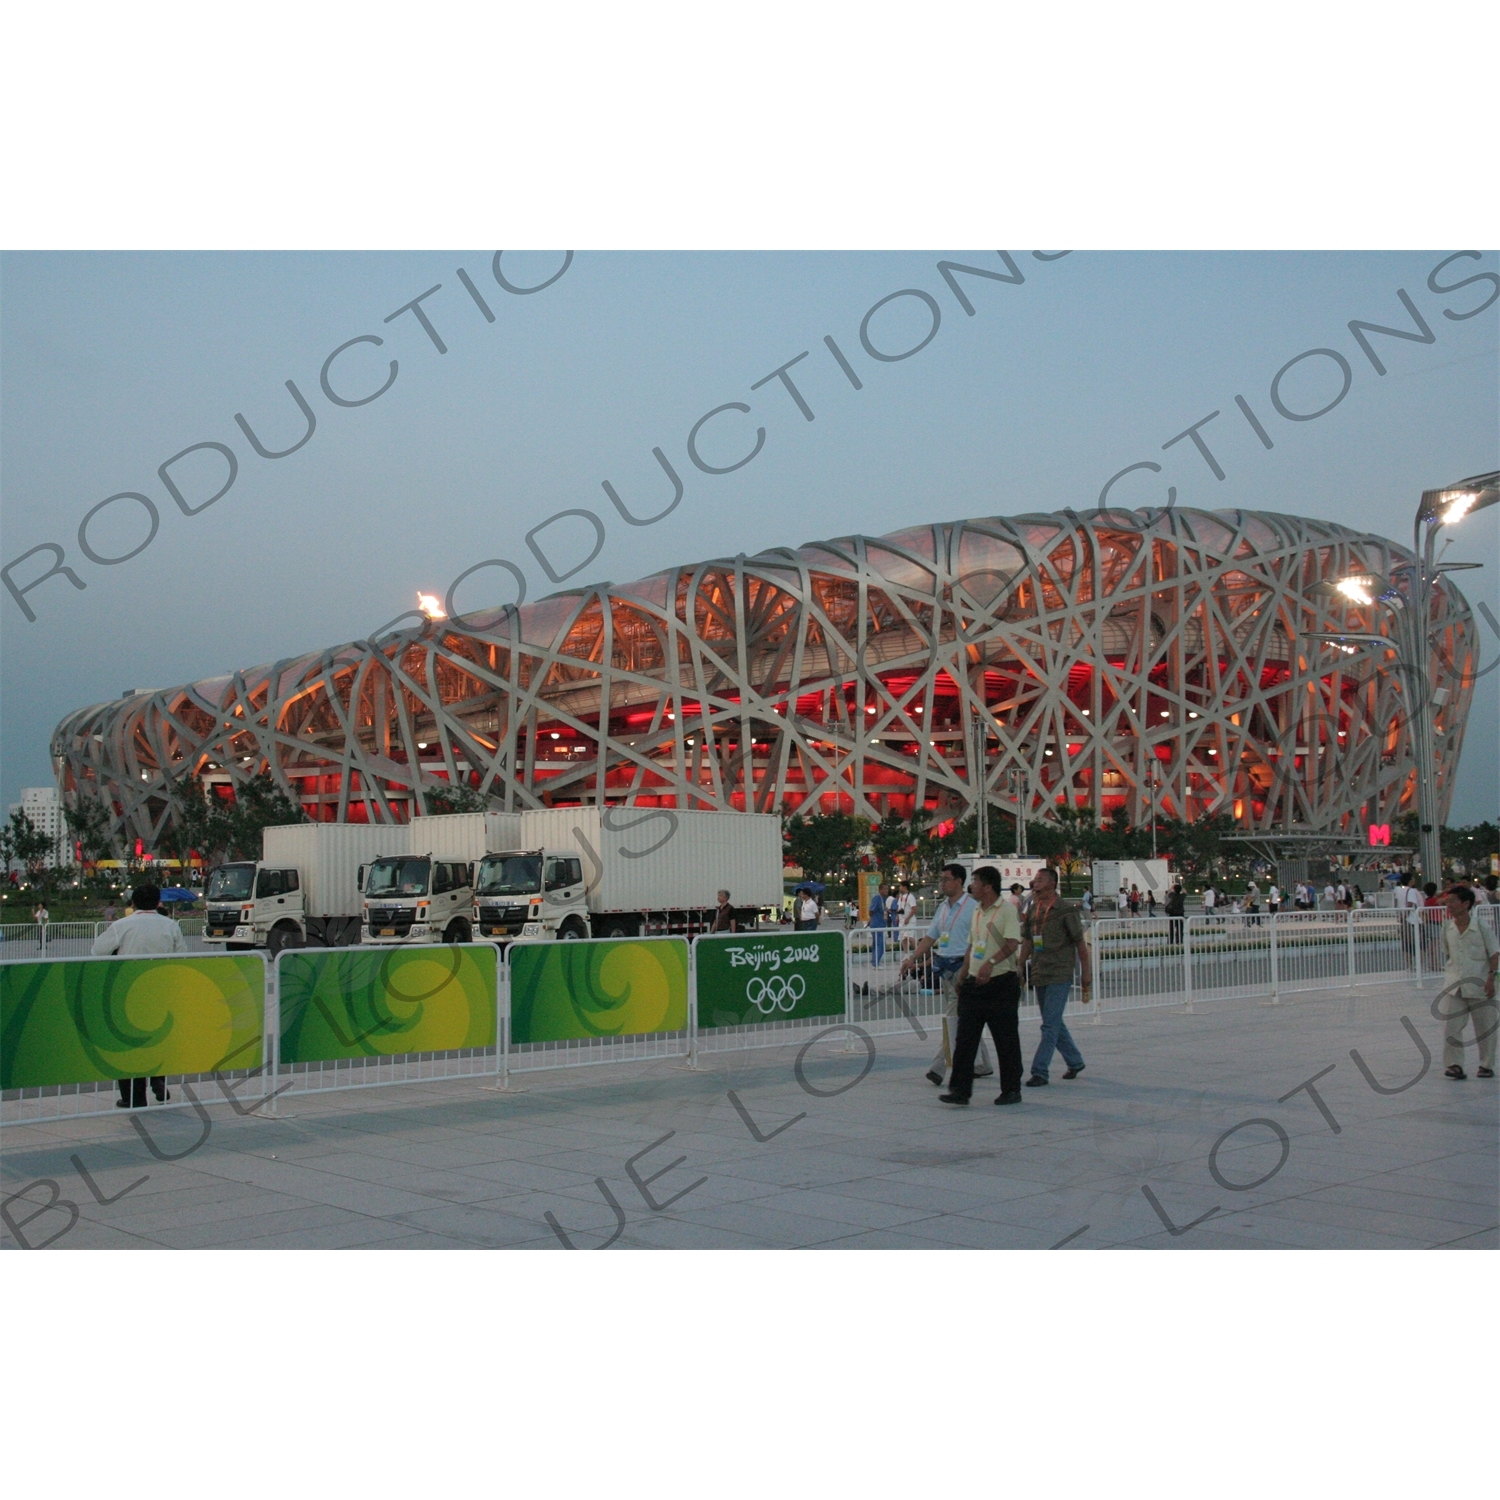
[2, 978, 1495, 1250]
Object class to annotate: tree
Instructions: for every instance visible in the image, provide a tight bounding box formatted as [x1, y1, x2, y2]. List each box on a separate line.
[64, 791, 118, 865]
[159, 772, 306, 868]
[1155, 813, 1234, 881]
[869, 810, 921, 881]
[782, 811, 864, 893]
[0, 809, 55, 887]
[424, 782, 489, 815]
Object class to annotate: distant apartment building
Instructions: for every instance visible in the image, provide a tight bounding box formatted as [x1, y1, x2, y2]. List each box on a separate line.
[7, 786, 74, 870]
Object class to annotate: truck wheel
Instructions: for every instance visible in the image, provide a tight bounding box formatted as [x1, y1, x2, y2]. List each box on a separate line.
[559, 920, 586, 940]
[444, 919, 471, 944]
[267, 924, 303, 955]
[600, 920, 633, 939]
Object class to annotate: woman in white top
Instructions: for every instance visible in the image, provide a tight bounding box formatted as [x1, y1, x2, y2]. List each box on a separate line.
[897, 881, 919, 948]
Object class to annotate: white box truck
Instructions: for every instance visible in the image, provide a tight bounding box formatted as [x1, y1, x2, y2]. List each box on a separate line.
[955, 854, 1049, 889]
[1092, 858, 1172, 911]
[357, 812, 520, 946]
[202, 823, 406, 952]
[463, 806, 784, 941]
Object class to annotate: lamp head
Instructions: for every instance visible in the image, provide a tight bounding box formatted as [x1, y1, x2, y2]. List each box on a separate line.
[1418, 470, 1500, 528]
[1315, 571, 1399, 608]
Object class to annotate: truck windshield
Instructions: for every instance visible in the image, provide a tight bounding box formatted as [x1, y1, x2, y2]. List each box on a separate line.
[476, 854, 542, 896]
[365, 857, 431, 897]
[207, 864, 256, 901]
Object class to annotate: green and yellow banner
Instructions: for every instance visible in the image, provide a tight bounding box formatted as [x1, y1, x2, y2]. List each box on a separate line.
[509, 938, 688, 1044]
[1, 955, 265, 1089]
[278, 945, 497, 1064]
[696, 931, 846, 1028]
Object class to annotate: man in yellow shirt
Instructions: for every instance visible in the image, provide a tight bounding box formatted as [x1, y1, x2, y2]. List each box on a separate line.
[941, 865, 1024, 1106]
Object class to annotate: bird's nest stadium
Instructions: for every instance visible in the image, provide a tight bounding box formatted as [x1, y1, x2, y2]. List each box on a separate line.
[53, 507, 1477, 850]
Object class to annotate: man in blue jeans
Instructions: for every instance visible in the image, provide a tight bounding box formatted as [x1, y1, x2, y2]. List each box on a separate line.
[869, 880, 893, 967]
[1019, 866, 1092, 1086]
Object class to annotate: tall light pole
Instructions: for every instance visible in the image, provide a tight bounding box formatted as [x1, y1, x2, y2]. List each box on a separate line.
[1007, 766, 1028, 857]
[1145, 760, 1160, 861]
[1315, 471, 1497, 885]
[971, 708, 990, 858]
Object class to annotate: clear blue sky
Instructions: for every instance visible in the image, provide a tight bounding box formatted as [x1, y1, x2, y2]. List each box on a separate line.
[2, 250, 1496, 821]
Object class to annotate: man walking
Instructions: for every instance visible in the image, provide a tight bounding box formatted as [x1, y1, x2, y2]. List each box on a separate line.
[91, 883, 185, 1108]
[901, 862, 992, 1087]
[1021, 866, 1092, 1087]
[1165, 882, 1186, 944]
[939, 865, 1023, 1107]
[869, 880, 893, 967]
[1440, 885, 1497, 1080]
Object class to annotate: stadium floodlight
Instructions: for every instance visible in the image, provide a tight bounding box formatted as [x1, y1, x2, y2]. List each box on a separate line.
[1417, 471, 1499, 528]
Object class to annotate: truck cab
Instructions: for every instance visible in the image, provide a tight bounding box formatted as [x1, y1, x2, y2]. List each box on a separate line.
[361, 854, 473, 944]
[203, 861, 306, 953]
[474, 848, 587, 941]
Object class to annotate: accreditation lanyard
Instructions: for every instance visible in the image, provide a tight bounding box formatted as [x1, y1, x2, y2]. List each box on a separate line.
[934, 894, 972, 954]
[1030, 898, 1059, 953]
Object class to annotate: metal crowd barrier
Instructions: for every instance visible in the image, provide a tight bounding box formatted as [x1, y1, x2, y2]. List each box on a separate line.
[1, 918, 216, 962]
[1088, 905, 1488, 1012]
[6, 905, 1494, 1126]
[0, 921, 102, 960]
[2, 929, 864, 1123]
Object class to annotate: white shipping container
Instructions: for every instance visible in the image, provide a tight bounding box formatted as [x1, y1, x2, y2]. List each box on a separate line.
[408, 812, 522, 863]
[958, 854, 1049, 887]
[262, 823, 409, 918]
[510, 807, 783, 913]
[1092, 859, 1172, 902]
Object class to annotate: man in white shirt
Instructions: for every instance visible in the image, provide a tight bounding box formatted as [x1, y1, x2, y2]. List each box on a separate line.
[901, 863, 991, 1086]
[1396, 874, 1424, 957]
[92, 884, 186, 1107]
[1440, 885, 1497, 1080]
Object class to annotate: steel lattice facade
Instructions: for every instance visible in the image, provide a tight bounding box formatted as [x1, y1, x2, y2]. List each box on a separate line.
[53, 507, 1476, 850]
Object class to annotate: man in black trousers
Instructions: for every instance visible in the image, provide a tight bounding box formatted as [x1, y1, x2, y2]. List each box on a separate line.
[941, 865, 1024, 1106]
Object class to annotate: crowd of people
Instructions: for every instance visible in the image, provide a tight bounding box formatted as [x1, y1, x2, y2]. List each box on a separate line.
[870, 863, 1498, 1104]
[893, 863, 1093, 1106]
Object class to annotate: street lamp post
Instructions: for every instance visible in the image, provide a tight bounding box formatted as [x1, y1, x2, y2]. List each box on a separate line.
[1316, 471, 1497, 885]
[1007, 767, 1028, 858]
[1145, 761, 1160, 861]
[971, 709, 990, 859]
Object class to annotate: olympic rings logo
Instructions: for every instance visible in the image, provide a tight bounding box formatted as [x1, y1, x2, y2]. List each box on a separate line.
[747, 973, 806, 1014]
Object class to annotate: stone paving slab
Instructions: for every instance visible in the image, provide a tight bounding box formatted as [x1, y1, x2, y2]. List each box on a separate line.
[2, 979, 1495, 1250]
